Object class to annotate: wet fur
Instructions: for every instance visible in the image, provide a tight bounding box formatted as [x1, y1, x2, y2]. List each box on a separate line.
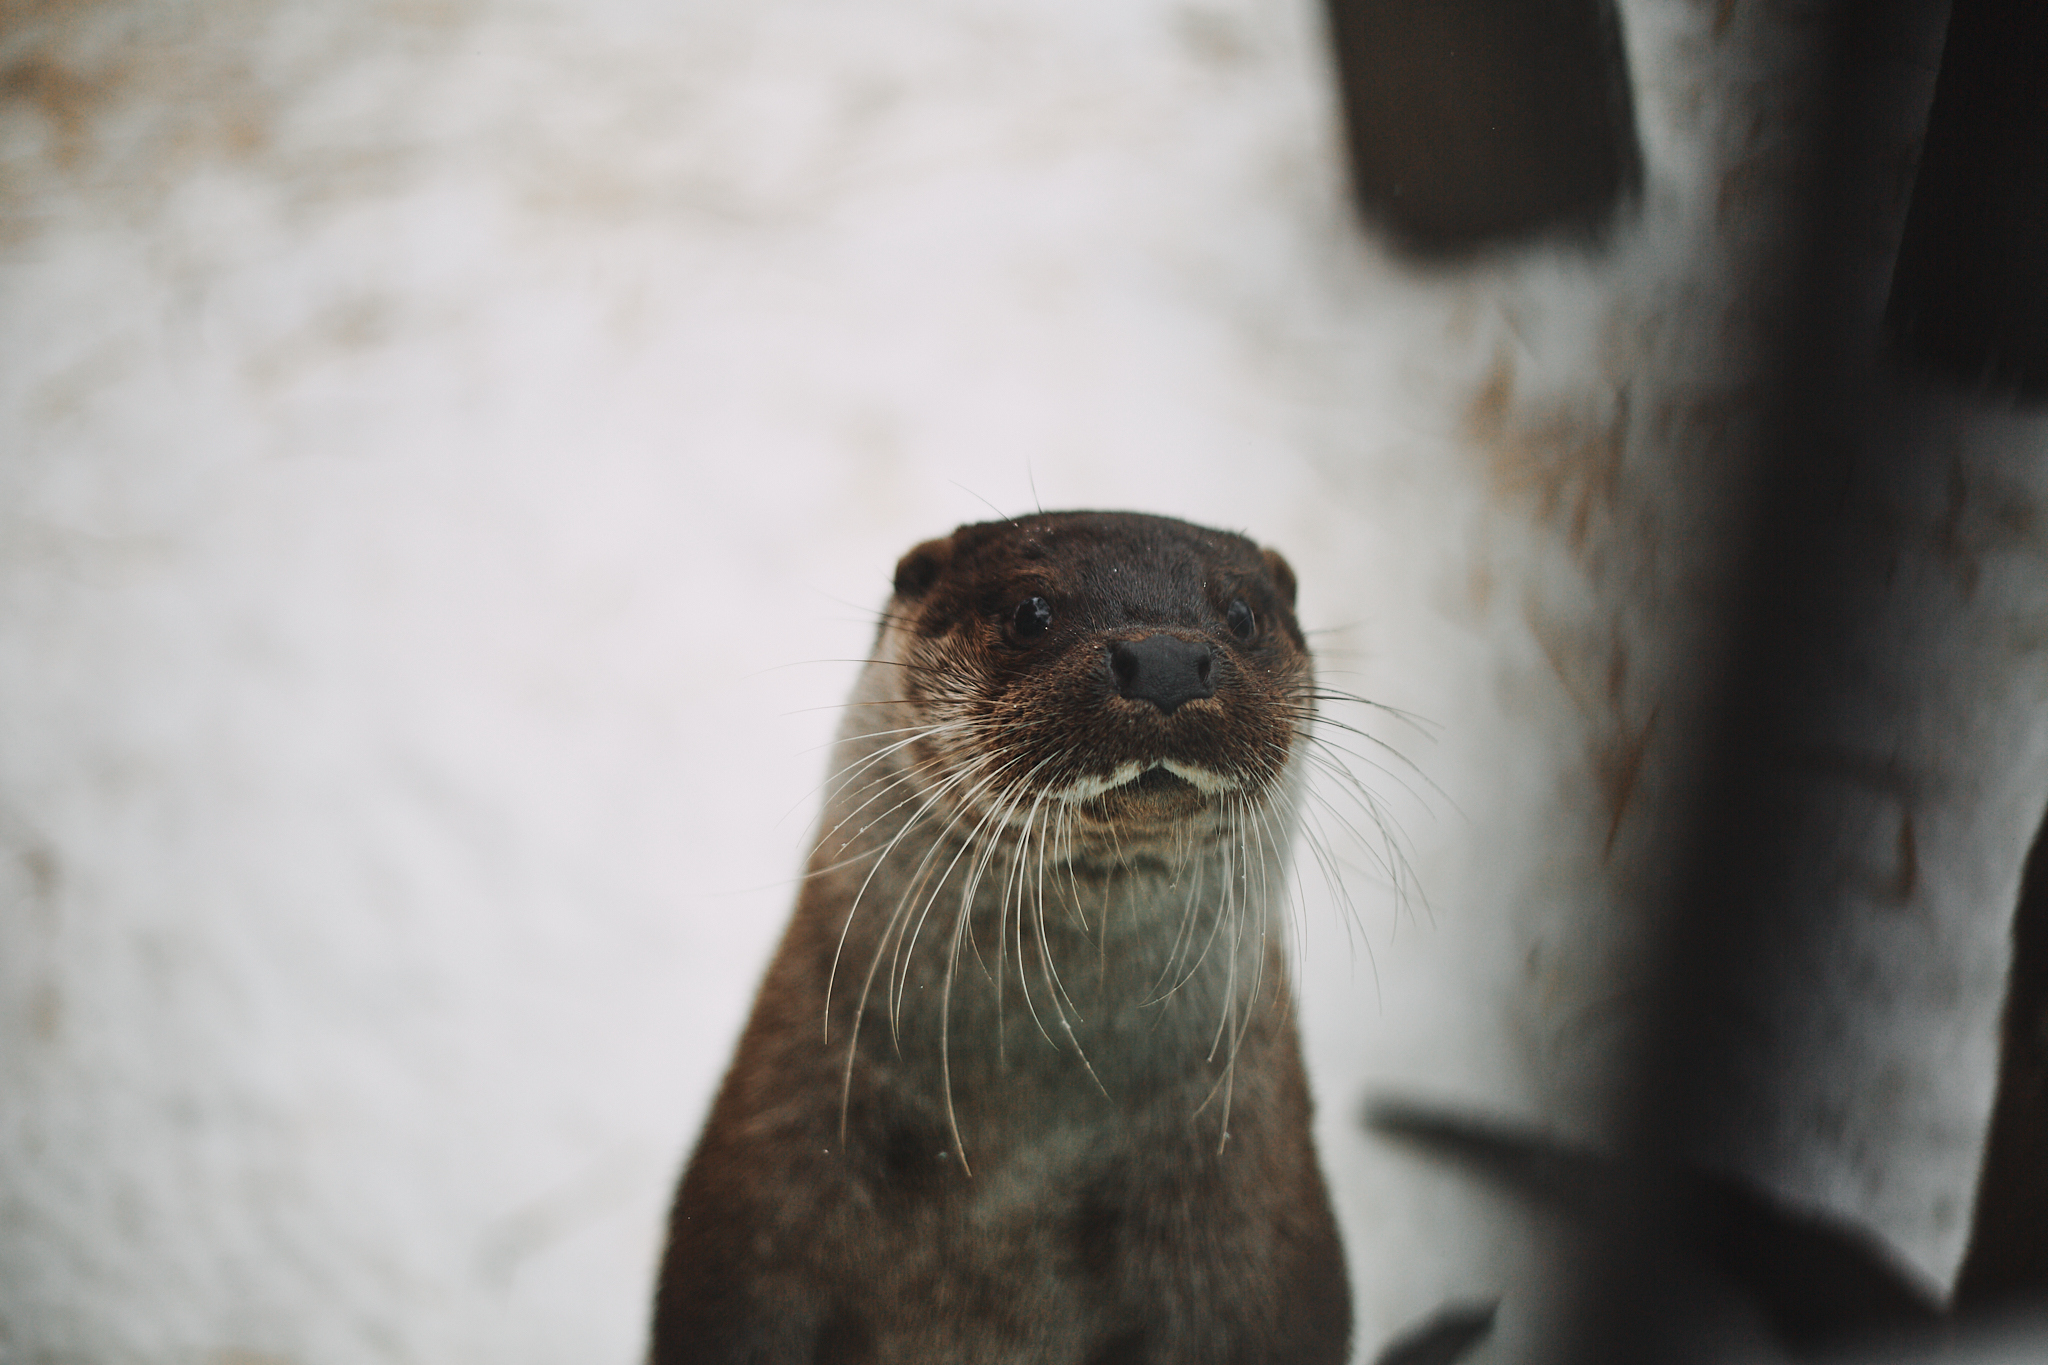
[652, 513, 1352, 1365]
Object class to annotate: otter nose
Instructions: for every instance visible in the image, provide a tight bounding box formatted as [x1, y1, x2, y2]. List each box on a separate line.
[1109, 635, 1216, 714]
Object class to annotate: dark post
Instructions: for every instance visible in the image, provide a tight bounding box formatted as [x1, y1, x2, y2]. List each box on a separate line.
[1321, 0, 1642, 257]
[1888, 0, 2048, 402]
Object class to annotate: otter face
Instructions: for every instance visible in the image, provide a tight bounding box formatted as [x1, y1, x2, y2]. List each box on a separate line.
[879, 511, 1313, 861]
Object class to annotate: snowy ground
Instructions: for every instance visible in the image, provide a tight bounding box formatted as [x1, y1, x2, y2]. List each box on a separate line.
[5, 1, 2048, 1362]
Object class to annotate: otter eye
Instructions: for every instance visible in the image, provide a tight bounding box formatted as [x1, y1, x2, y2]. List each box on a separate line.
[1226, 599, 1257, 642]
[1011, 596, 1053, 640]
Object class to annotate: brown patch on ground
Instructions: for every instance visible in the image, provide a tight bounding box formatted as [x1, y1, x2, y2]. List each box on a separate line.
[1596, 705, 1657, 859]
[0, 0, 479, 248]
[1520, 595, 1656, 859]
[1, 2, 263, 235]
[1472, 345, 1671, 856]
[0, 54, 120, 167]
[1465, 349, 1628, 567]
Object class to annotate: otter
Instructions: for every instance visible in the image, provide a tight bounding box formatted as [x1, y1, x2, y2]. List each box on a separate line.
[651, 511, 1351, 1365]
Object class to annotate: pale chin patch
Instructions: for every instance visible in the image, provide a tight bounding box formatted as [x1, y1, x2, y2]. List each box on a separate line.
[1055, 760, 1241, 802]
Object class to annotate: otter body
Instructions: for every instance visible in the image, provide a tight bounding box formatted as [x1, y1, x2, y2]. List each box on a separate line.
[653, 512, 1350, 1364]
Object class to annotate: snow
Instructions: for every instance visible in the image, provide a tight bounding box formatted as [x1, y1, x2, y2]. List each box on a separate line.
[4, 1, 2048, 1361]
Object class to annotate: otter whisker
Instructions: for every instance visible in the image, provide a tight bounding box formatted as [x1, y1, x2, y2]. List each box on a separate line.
[1009, 817, 1065, 1054]
[1026, 812, 1087, 1031]
[834, 747, 1020, 1136]
[1293, 788, 1380, 975]
[815, 731, 971, 843]
[1287, 723, 1447, 818]
[1012, 773, 1090, 1018]
[1193, 794, 1271, 1146]
[1294, 744, 1428, 913]
[1160, 832, 1239, 1010]
[933, 766, 1050, 1170]
[808, 738, 972, 877]
[1204, 801, 1252, 1065]
[944, 755, 1049, 1006]
[957, 755, 1058, 988]
[888, 736, 1071, 1046]
[887, 749, 1036, 1026]
[1290, 768, 1381, 924]
[1140, 846, 1210, 1007]
[1298, 683, 1442, 737]
[1245, 789, 1303, 1022]
[826, 742, 990, 1027]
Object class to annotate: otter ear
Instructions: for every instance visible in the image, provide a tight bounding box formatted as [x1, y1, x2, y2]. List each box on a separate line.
[894, 536, 954, 600]
[1262, 548, 1298, 608]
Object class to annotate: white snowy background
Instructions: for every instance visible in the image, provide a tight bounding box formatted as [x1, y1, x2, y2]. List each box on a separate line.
[5, 1, 2048, 1362]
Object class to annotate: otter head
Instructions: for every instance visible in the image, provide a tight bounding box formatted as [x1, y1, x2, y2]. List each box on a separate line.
[878, 511, 1312, 865]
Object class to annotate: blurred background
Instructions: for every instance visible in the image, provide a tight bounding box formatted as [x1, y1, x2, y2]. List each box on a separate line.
[4, 1, 2047, 1361]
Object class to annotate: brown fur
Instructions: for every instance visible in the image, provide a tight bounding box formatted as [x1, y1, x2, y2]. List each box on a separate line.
[651, 512, 1350, 1364]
